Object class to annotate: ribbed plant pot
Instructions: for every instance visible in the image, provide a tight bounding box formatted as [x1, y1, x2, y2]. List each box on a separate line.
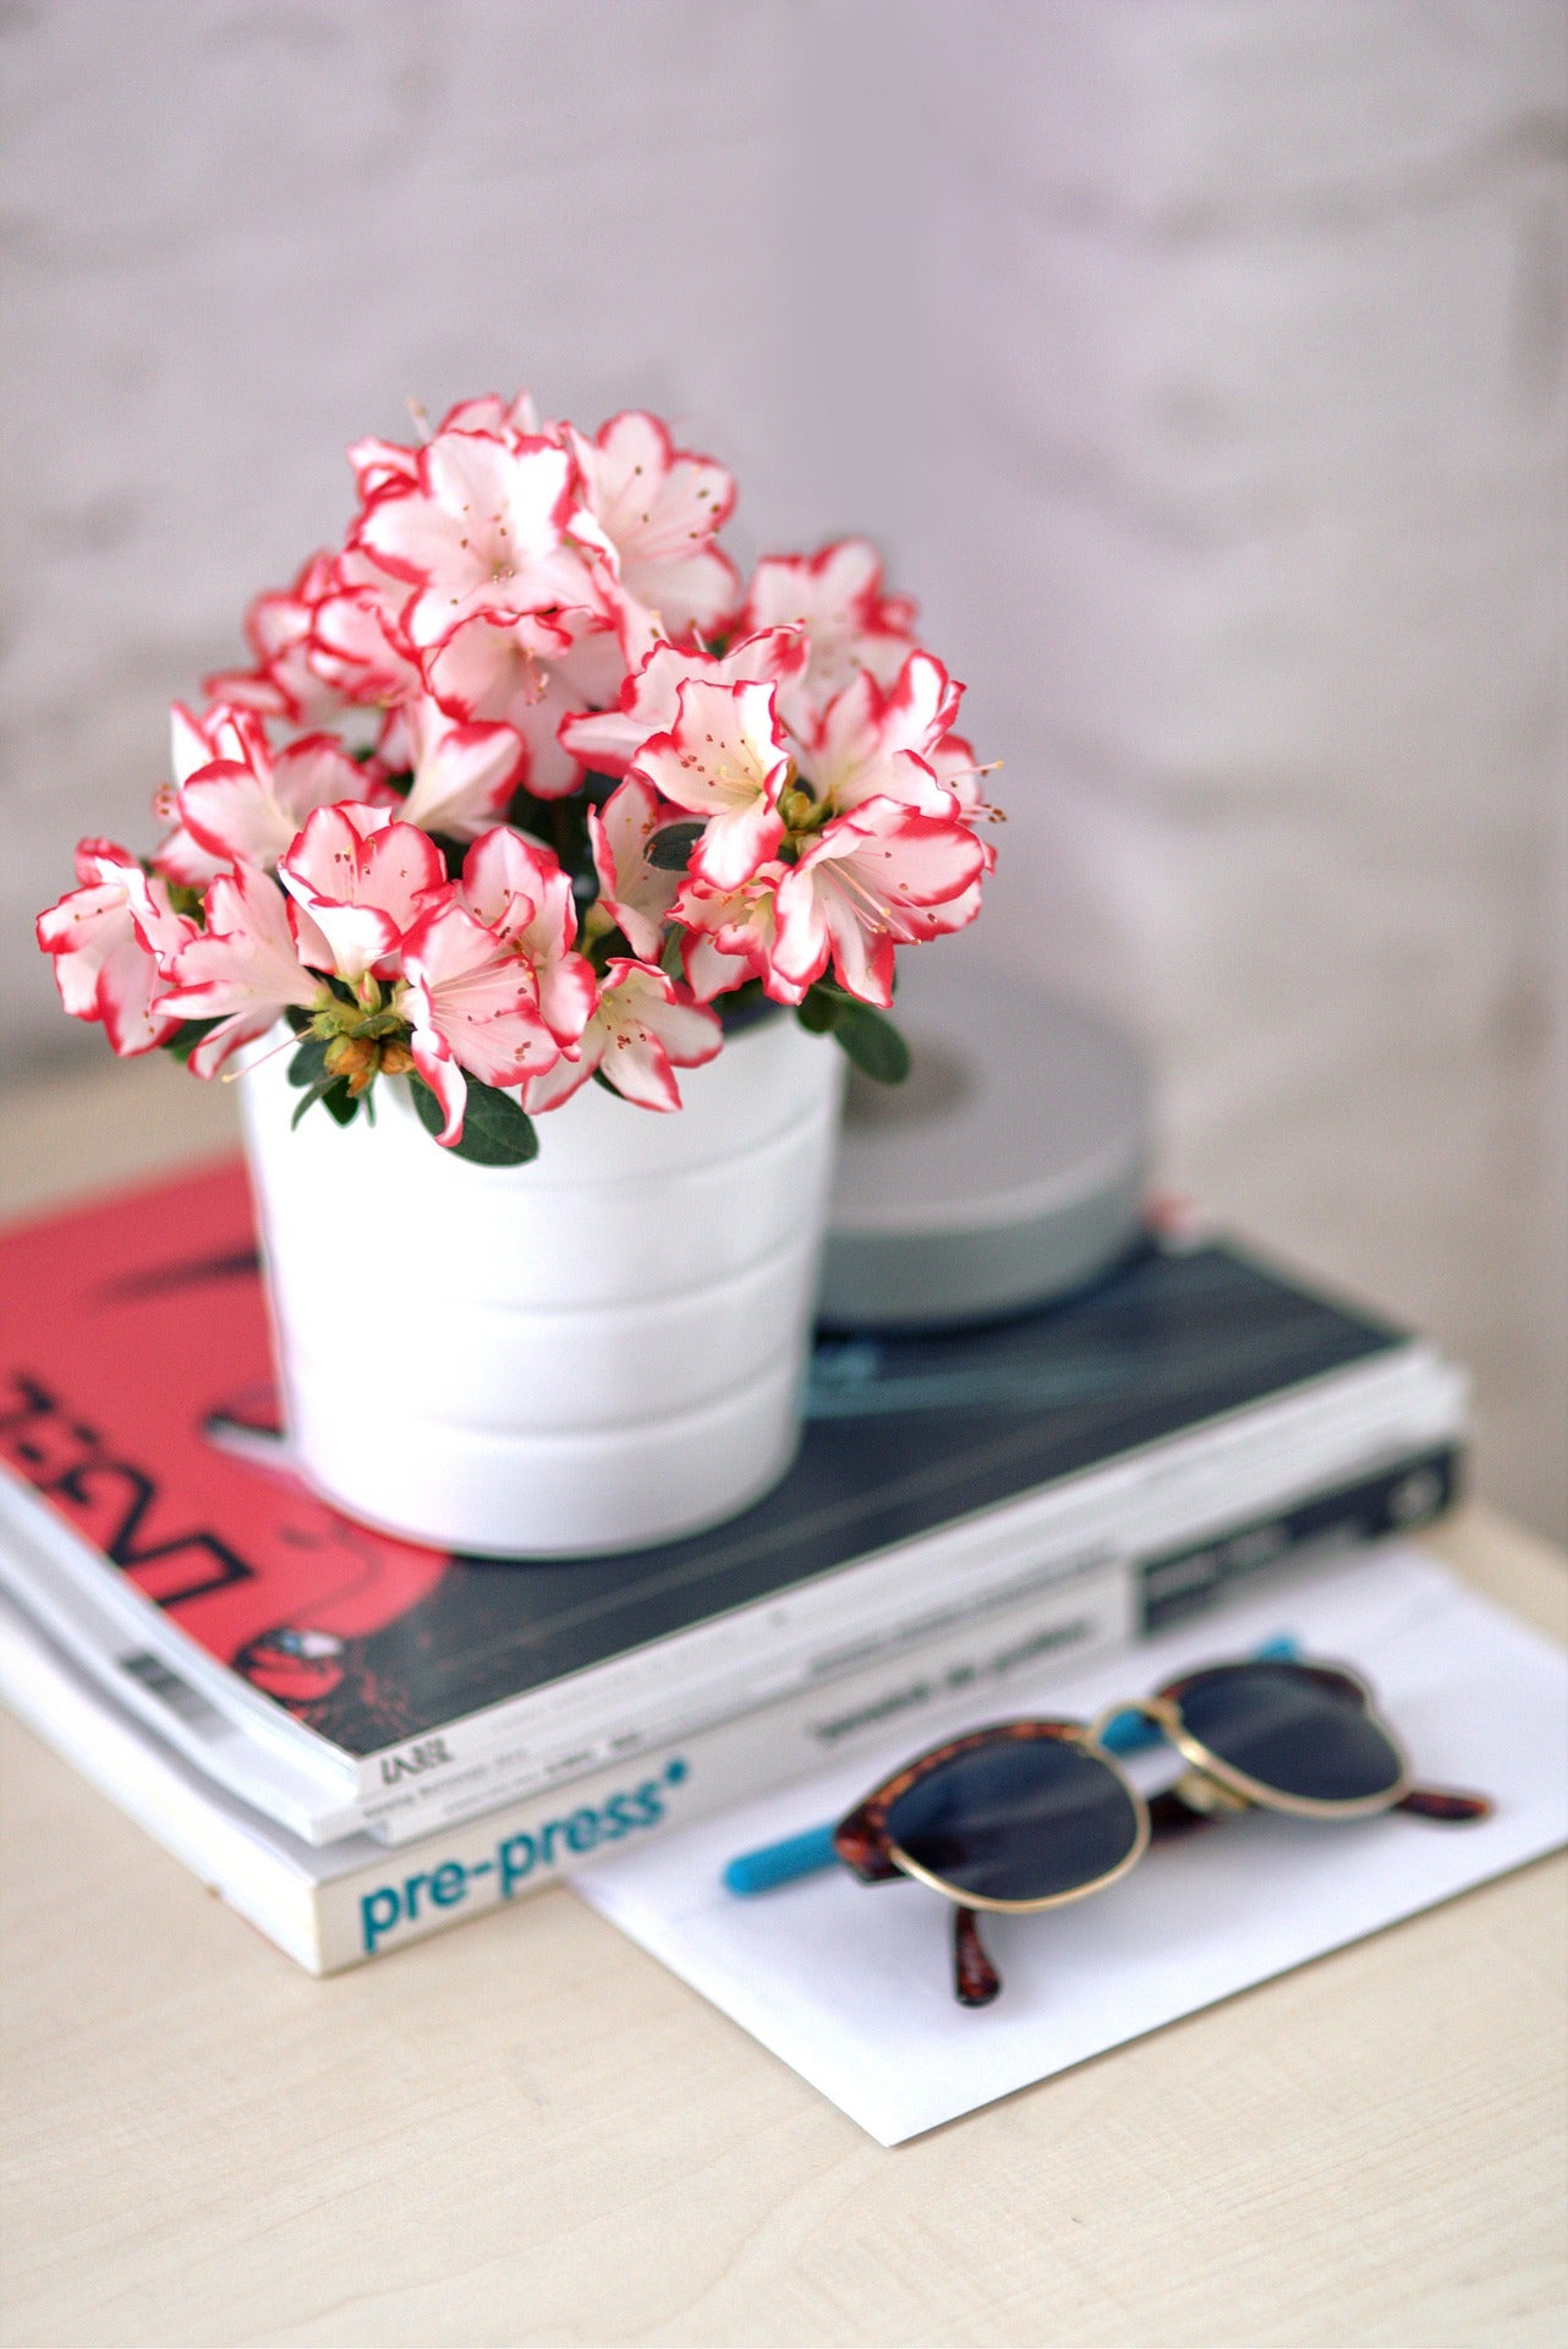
[238, 1015, 844, 1557]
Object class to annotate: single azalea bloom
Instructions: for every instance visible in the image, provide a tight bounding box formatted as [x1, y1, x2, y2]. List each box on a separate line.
[676, 862, 797, 1003]
[772, 798, 986, 1008]
[628, 678, 790, 891]
[398, 899, 561, 1144]
[278, 804, 448, 982]
[798, 652, 966, 821]
[560, 626, 806, 778]
[738, 540, 919, 731]
[423, 605, 625, 799]
[458, 827, 596, 1048]
[151, 702, 270, 887]
[586, 776, 682, 960]
[162, 709, 375, 883]
[354, 427, 596, 651]
[525, 958, 721, 1115]
[202, 551, 345, 732]
[36, 840, 194, 1056]
[567, 410, 739, 642]
[158, 862, 334, 1078]
[396, 694, 528, 840]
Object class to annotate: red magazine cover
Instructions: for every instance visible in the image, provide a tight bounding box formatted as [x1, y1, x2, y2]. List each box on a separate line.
[0, 1159, 452, 1751]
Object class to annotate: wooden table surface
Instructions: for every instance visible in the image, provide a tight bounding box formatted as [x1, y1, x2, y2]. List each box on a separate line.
[2, 1060, 1565, 2348]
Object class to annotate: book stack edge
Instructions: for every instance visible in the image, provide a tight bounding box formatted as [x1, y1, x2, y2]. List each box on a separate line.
[0, 1159, 1464, 1972]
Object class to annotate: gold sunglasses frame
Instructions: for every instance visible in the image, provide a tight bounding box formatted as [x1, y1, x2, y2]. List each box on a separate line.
[877, 1660, 1414, 1917]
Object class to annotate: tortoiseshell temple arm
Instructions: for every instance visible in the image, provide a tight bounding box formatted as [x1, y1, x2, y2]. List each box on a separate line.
[953, 1907, 1002, 2006]
[831, 1801, 904, 1882]
[1395, 1785, 1494, 1821]
[1149, 1776, 1492, 1828]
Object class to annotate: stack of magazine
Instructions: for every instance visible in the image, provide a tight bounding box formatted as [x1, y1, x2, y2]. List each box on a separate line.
[0, 1158, 1465, 1974]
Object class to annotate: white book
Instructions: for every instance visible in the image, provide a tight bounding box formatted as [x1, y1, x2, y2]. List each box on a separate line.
[0, 1566, 1134, 1973]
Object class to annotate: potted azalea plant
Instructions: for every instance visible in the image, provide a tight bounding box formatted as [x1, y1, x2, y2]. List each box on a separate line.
[38, 392, 998, 1556]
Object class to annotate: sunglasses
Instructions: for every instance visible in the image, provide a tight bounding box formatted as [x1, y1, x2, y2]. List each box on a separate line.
[728, 1653, 1492, 2007]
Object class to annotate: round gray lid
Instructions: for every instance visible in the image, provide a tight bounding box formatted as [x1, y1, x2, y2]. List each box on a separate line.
[819, 937, 1154, 1329]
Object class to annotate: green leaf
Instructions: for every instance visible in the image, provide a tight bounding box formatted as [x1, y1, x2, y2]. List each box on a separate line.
[410, 1073, 539, 1166]
[646, 820, 704, 873]
[409, 1075, 447, 1142]
[320, 1079, 360, 1126]
[795, 986, 842, 1037]
[289, 1075, 359, 1131]
[832, 999, 911, 1085]
[287, 1035, 331, 1089]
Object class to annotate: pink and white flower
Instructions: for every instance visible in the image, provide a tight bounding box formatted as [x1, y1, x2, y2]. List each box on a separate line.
[37, 388, 998, 1156]
[739, 539, 919, 730]
[202, 552, 346, 731]
[344, 393, 543, 503]
[423, 605, 624, 800]
[568, 410, 739, 642]
[676, 863, 794, 1003]
[586, 776, 682, 960]
[169, 699, 251, 790]
[36, 841, 194, 1056]
[151, 703, 265, 887]
[277, 805, 447, 982]
[628, 678, 790, 890]
[773, 799, 986, 1008]
[525, 958, 720, 1115]
[457, 827, 596, 1048]
[800, 652, 964, 820]
[441, 390, 543, 439]
[158, 709, 376, 883]
[560, 627, 806, 778]
[396, 696, 528, 840]
[157, 863, 332, 1078]
[398, 899, 561, 1144]
[308, 546, 424, 711]
[347, 435, 421, 502]
[355, 428, 595, 651]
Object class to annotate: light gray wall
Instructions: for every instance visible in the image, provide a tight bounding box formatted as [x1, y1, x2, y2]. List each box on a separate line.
[4, 0, 1565, 1537]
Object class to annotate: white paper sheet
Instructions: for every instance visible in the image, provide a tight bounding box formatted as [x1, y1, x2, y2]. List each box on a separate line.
[574, 1545, 1568, 2143]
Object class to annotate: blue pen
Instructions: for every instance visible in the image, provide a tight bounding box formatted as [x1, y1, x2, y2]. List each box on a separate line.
[722, 1635, 1301, 1897]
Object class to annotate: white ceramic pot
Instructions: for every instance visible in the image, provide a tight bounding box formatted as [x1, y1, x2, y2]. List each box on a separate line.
[238, 1015, 844, 1557]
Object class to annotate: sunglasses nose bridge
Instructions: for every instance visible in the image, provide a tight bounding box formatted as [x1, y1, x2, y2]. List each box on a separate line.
[1089, 1693, 1182, 1748]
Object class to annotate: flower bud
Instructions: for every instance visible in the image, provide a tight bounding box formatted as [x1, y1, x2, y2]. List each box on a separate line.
[324, 1034, 379, 1093]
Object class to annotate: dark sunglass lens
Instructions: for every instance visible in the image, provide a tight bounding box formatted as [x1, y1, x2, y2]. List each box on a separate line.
[1174, 1663, 1403, 1804]
[885, 1735, 1140, 1903]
